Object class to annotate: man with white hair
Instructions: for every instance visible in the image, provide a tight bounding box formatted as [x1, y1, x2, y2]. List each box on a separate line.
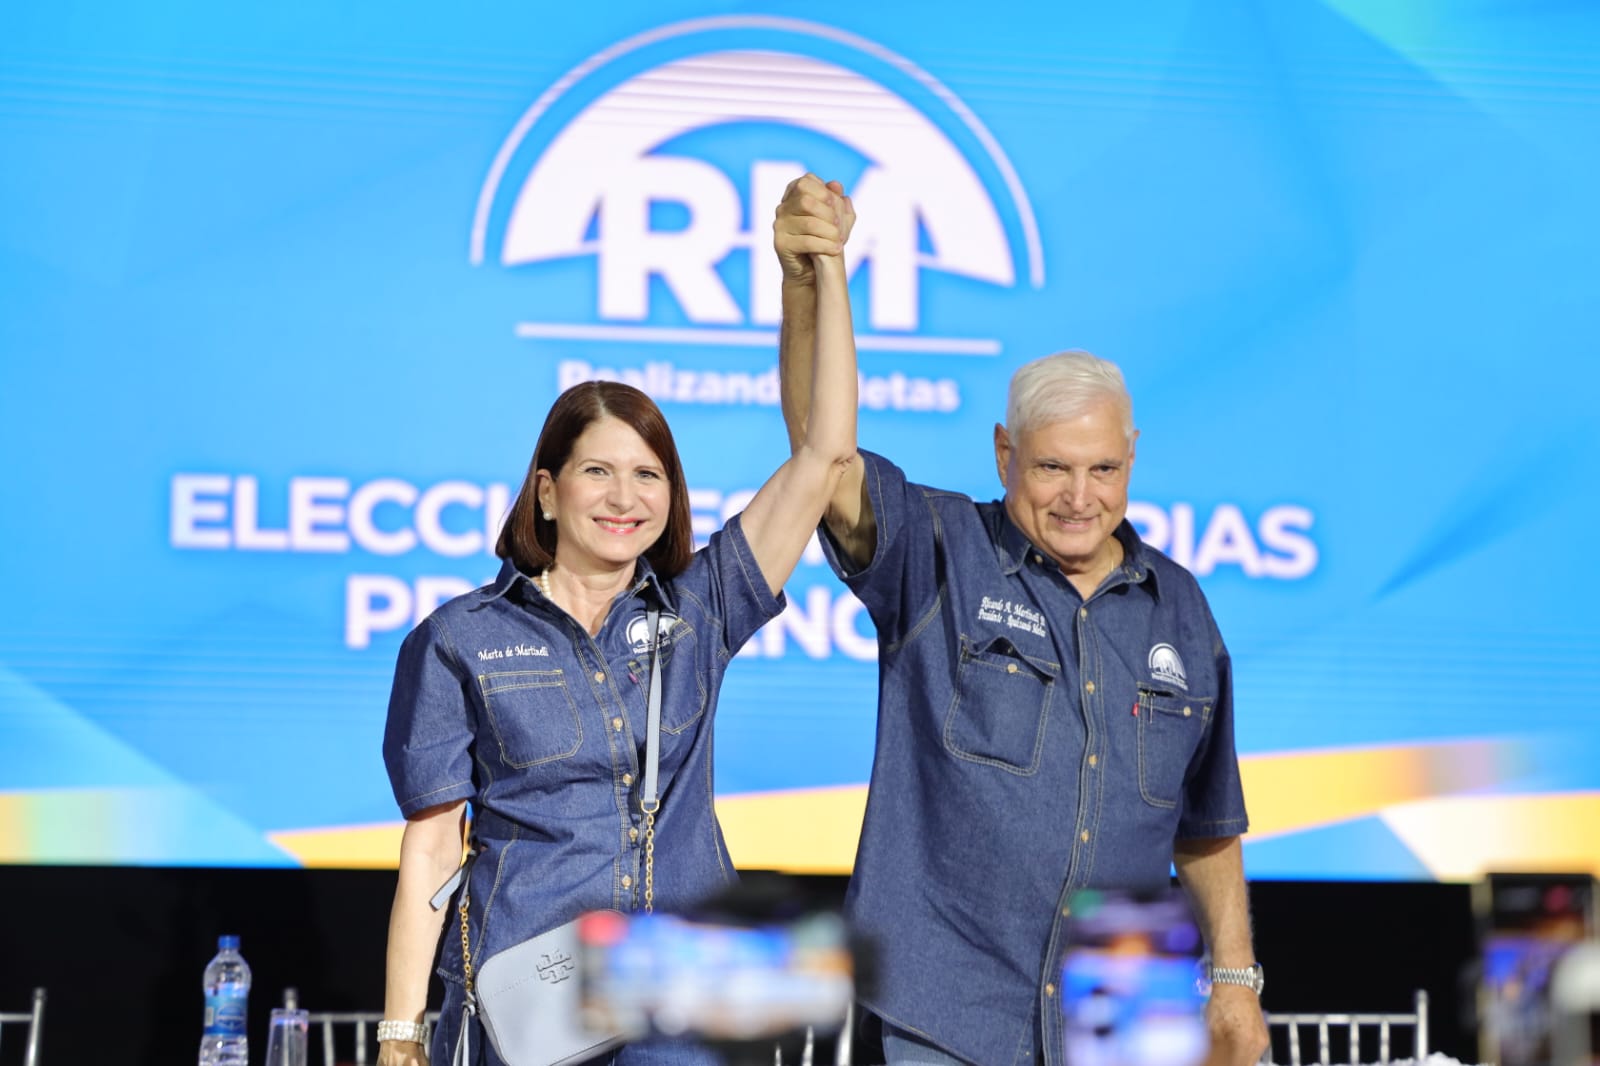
[773, 175, 1268, 1066]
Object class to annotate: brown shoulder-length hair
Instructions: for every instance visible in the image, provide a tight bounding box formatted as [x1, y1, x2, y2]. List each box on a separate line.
[495, 381, 694, 579]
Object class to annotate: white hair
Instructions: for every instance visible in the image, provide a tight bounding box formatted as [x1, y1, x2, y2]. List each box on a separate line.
[1005, 349, 1135, 442]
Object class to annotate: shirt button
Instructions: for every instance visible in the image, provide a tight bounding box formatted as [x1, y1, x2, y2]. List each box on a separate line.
[1088, 754, 1098, 768]
[1006, 663, 1018, 674]
[1061, 906, 1072, 917]
[1034, 554, 1045, 565]
[622, 773, 634, 786]
[1045, 983, 1057, 997]
[1085, 680, 1095, 694]
[1183, 706, 1192, 717]
[629, 828, 639, 842]
[612, 717, 623, 732]
[1079, 608, 1087, 620]
[1080, 830, 1090, 843]
[621, 875, 632, 889]
[593, 671, 605, 683]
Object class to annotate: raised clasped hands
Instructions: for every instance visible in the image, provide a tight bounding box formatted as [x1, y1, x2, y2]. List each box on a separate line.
[774, 172, 855, 285]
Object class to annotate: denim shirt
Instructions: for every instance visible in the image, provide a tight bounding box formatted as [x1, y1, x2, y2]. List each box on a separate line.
[825, 451, 1248, 1066]
[382, 514, 783, 986]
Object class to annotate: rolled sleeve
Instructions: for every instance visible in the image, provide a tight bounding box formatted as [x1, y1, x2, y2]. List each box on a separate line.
[694, 511, 787, 655]
[382, 615, 477, 818]
[817, 449, 937, 643]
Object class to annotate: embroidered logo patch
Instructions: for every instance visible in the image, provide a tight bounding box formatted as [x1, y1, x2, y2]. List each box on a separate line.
[1148, 643, 1188, 691]
[626, 612, 680, 655]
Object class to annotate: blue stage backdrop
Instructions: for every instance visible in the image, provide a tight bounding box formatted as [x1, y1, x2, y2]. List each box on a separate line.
[3, 1, 1598, 878]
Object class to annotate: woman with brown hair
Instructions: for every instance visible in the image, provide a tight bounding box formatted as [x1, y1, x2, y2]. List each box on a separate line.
[377, 176, 858, 1066]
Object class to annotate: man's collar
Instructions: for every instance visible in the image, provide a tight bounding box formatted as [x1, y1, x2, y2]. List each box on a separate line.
[994, 506, 1035, 576]
[993, 507, 1160, 597]
[1112, 520, 1159, 597]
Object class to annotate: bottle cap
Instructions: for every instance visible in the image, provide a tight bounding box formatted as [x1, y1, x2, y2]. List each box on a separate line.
[219, 934, 241, 950]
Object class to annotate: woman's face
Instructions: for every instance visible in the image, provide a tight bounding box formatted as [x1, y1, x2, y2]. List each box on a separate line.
[536, 416, 671, 573]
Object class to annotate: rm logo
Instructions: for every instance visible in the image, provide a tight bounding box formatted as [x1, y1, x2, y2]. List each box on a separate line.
[471, 16, 1043, 359]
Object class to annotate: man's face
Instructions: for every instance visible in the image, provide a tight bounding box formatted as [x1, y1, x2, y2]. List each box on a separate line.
[995, 398, 1137, 583]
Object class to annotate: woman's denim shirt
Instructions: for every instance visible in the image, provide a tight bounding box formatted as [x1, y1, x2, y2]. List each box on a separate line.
[826, 451, 1249, 1066]
[382, 514, 783, 985]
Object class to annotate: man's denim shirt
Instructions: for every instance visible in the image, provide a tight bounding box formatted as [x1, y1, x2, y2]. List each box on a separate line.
[825, 451, 1249, 1066]
[382, 514, 782, 985]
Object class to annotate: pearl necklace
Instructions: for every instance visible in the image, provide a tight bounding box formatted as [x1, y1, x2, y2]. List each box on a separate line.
[536, 567, 553, 600]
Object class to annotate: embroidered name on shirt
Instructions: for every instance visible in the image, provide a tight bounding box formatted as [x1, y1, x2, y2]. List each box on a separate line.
[977, 596, 1047, 638]
[476, 644, 551, 661]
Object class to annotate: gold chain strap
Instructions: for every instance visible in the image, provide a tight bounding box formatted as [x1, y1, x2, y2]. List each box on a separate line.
[639, 604, 663, 917]
[457, 896, 474, 997]
[641, 802, 659, 914]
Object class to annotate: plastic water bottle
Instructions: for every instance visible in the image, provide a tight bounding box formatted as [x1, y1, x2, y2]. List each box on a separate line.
[198, 934, 251, 1066]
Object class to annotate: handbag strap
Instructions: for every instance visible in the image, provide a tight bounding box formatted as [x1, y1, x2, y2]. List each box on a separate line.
[641, 605, 663, 813]
[641, 604, 663, 914]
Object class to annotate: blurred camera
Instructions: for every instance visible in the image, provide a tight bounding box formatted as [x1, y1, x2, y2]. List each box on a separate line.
[1475, 872, 1597, 1066]
[575, 874, 864, 1056]
[1059, 888, 1210, 1066]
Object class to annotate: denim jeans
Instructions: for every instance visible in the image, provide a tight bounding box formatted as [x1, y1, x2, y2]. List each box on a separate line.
[592, 1039, 720, 1066]
[882, 1023, 975, 1066]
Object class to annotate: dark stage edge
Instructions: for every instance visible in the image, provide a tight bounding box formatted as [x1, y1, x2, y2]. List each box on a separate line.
[0, 867, 1478, 1065]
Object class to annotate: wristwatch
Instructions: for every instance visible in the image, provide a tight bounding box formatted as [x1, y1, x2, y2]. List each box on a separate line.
[1205, 962, 1265, 995]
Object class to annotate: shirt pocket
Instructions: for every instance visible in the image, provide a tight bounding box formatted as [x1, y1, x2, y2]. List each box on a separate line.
[943, 635, 1058, 776]
[477, 670, 583, 768]
[1137, 686, 1214, 808]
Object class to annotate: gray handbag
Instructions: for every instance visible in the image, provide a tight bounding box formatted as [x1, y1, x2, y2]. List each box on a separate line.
[436, 605, 668, 1066]
[470, 914, 623, 1066]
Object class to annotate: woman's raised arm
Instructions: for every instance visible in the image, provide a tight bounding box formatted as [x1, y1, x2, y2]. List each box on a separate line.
[739, 191, 859, 595]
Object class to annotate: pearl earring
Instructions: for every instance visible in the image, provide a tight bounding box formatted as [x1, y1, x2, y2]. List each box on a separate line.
[542, 510, 554, 521]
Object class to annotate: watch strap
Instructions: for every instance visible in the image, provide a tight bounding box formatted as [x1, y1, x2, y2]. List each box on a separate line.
[1207, 963, 1265, 994]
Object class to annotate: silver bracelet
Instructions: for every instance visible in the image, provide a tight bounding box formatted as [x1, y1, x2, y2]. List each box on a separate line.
[376, 1020, 430, 1044]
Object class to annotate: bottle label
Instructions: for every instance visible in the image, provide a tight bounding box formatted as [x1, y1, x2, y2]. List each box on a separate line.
[203, 994, 247, 1037]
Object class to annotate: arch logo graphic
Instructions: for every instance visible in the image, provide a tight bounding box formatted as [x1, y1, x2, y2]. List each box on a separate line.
[626, 611, 680, 655]
[1148, 643, 1188, 692]
[471, 16, 1043, 405]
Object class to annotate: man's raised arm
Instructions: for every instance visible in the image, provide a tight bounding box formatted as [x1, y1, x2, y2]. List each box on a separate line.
[774, 173, 876, 569]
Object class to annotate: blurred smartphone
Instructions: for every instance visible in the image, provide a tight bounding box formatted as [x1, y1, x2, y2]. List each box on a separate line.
[1059, 888, 1209, 1066]
[575, 908, 854, 1043]
[1552, 941, 1600, 1066]
[1476, 873, 1597, 1066]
